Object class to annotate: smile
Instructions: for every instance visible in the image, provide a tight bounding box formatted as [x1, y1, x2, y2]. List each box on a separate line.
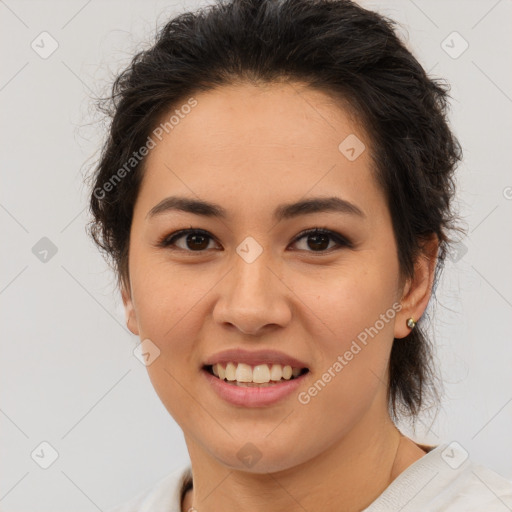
[205, 362, 309, 386]
[202, 363, 310, 407]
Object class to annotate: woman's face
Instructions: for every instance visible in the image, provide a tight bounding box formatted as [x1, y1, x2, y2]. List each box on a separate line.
[123, 82, 413, 472]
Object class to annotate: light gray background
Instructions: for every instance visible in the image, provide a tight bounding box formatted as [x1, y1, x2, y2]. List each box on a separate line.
[1, 0, 511, 510]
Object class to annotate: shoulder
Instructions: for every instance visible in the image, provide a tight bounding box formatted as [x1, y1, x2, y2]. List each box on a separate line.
[105, 464, 192, 512]
[364, 441, 512, 512]
[439, 462, 512, 510]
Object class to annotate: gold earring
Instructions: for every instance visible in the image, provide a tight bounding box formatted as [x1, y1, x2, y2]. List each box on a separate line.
[406, 317, 416, 329]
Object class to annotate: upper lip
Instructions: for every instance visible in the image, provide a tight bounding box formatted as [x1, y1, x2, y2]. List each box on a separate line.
[203, 348, 309, 369]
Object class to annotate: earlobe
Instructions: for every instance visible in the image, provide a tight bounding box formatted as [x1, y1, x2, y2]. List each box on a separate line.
[394, 234, 439, 339]
[121, 282, 139, 336]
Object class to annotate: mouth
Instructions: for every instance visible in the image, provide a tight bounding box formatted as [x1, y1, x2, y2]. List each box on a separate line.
[203, 363, 309, 387]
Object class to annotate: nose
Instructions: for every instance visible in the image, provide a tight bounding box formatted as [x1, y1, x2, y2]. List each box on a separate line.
[212, 251, 292, 336]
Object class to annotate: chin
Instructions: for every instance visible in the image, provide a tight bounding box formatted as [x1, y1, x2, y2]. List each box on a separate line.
[205, 436, 314, 475]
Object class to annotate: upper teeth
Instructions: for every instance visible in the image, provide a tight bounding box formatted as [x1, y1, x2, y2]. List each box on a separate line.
[212, 362, 303, 383]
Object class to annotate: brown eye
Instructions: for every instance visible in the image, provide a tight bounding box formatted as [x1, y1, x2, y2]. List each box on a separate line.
[291, 228, 351, 253]
[183, 232, 211, 251]
[304, 232, 330, 251]
[159, 229, 218, 252]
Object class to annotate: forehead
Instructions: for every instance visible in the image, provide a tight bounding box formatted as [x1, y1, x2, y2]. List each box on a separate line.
[155, 81, 365, 154]
[137, 82, 382, 220]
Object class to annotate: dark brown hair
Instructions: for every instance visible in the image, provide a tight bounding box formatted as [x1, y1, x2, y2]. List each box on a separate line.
[87, 0, 463, 421]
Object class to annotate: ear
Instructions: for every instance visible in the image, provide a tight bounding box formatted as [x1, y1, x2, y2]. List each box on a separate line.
[121, 279, 139, 336]
[394, 233, 439, 339]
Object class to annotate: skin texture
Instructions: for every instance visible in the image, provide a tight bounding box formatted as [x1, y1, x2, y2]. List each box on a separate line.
[121, 82, 438, 512]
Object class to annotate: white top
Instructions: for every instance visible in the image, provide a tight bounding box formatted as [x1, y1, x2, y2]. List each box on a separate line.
[107, 442, 512, 512]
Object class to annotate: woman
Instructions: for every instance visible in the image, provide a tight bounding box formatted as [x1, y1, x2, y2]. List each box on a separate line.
[88, 0, 512, 510]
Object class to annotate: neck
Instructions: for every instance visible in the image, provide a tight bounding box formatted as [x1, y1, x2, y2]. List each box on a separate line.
[182, 409, 422, 512]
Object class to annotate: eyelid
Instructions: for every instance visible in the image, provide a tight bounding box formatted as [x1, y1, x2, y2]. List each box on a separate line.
[157, 227, 352, 252]
[157, 228, 218, 250]
[291, 227, 353, 250]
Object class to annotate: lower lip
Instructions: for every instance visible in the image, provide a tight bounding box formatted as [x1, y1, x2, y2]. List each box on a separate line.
[201, 368, 307, 407]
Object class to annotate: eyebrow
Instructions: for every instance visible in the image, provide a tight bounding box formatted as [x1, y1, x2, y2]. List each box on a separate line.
[146, 195, 366, 221]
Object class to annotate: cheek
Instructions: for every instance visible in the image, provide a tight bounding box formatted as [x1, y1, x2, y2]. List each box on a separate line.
[291, 260, 399, 402]
[297, 260, 399, 347]
[131, 259, 207, 340]
[291, 276, 398, 438]
[129, 265, 211, 423]
[127, 263, 216, 414]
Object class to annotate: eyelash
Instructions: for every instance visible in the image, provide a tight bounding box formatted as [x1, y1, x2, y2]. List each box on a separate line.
[157, 227, 352, 254]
